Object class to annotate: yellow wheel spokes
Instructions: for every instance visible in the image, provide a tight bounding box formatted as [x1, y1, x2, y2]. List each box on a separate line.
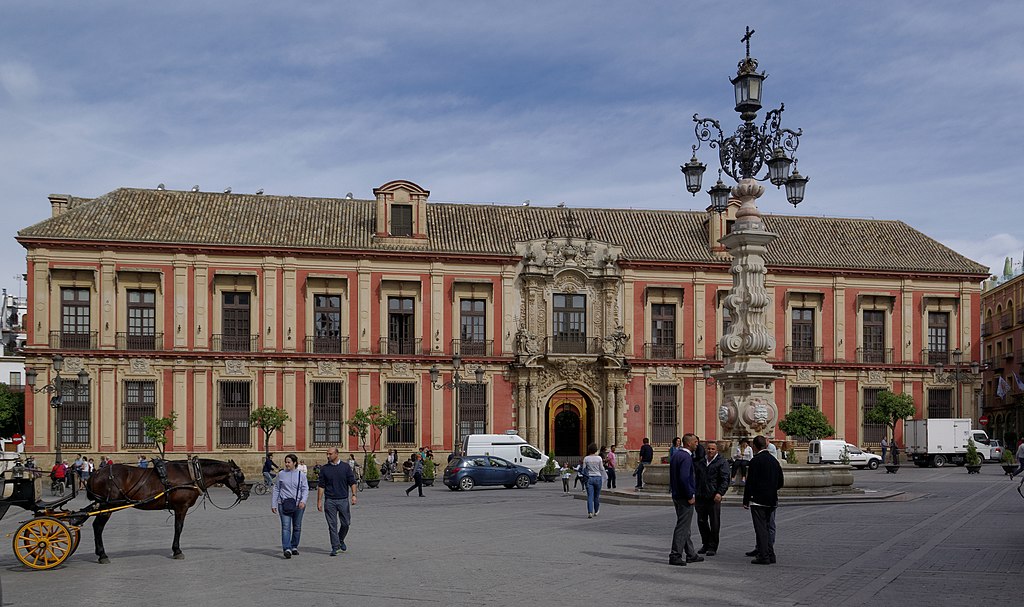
[13, 517, 73, 570]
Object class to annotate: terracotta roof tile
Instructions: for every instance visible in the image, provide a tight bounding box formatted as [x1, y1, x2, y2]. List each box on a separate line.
[17, 188, 987, 275]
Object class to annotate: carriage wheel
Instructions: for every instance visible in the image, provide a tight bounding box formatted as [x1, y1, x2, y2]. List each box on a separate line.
[67, 525, 82, 557]
[13, 517, 74, 570]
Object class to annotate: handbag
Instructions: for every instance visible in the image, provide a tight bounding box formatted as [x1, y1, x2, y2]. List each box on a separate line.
[279, 472, 301, 515]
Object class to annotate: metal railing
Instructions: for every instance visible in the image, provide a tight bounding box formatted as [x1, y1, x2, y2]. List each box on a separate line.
[1000, 313, 1013, 330]
[304, 336, 350, 354]
[378, 337, 423, 355]
[643, 342, 684, 360]
[922, 349, 950, 365]
[49, 331, 98, 350]
[546, 335, 600, 355]
[981, 321, 993, 337]
[1018, 309, 1024, 325]
[212, 334, 260, 352]
[855, 347, 893, 364]
[784, 346, 823, 362]
[451, 339, 493, 357]
[115, 332, 163, 351]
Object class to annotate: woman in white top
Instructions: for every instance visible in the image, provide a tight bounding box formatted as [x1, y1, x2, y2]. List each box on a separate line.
[582, 443, 607, 518]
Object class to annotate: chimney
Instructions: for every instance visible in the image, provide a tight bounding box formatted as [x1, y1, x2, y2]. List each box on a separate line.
[48, 194, 71, 217]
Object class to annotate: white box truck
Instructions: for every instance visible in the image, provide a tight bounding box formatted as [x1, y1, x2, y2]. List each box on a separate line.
[904, 418, 990, 467]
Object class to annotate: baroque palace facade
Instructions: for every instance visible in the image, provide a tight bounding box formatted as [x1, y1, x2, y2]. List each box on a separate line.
[17, 180, 988, 467]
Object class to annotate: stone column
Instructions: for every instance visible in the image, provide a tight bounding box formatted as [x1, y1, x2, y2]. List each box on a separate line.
[715, 179, 783, 440]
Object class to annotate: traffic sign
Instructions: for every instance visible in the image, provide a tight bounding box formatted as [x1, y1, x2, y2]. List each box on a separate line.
[11, 433, 23, 445]
[979, 415, 989, 426]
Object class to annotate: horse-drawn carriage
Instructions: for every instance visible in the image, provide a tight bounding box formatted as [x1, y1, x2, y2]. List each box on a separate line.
[1, 458, 250, 570]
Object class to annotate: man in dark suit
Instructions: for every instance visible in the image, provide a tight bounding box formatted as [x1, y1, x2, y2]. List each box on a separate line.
[668, 433, 703, 566]
[695, 440, 731, 556]
[743, 435, 784, 565]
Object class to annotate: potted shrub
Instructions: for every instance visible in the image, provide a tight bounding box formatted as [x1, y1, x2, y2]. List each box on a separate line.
[539, 452, 559, 482]
[307, 465, 320, 490]
[1000, 447, 1016, 476]
[864, 390, 916, 473]
[363, 454, 381, 488]
[965, 439, 982, 474]
[421, 457, 436, 487]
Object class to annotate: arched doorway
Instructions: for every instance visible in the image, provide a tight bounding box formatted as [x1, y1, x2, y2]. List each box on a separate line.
[546, 389, 591, 458]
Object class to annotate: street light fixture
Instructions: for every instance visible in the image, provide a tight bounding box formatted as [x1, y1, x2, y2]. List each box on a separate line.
[935, 348, 981, 418]
[684, 27, 809, 207]
[429, 355, 484, 452]
[25, 354, 90, 465]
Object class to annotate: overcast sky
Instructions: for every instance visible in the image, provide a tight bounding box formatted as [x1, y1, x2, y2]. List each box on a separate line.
[1, 1, 1021, 298]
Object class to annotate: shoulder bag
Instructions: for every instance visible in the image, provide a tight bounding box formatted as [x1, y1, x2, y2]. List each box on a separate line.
[280, 472, 300, 515]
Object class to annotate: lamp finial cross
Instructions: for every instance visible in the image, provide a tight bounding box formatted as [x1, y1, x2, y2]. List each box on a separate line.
[741, 26, 755, 58]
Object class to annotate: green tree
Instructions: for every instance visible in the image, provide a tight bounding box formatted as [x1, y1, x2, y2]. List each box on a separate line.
[0, 383, 25, 437]
[250, 406, 290, 459]
[142, 411, 178, 460]
[864, 390, 916, 464]
[778, 405, 835, 441]
[346, 404, 398, 473]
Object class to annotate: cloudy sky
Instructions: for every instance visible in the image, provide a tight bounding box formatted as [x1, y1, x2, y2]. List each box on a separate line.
[1, 1, 1021, 297]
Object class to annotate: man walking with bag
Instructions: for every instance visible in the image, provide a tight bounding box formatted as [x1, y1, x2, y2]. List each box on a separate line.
[743, 435, 784, 565]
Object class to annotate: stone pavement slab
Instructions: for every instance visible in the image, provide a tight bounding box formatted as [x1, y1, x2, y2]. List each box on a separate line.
[0, 465, 1020, 606]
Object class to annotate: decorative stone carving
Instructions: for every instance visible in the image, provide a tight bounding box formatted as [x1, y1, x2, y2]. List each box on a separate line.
[741, 396, 775, 433]
[796, 369, 814, 383]
[62, 357, 84, 374]
[867, 370, 885, 385]
[128, 358, 152, 375]
[601, 325, 628, 355]
[655, 366, 674, 380]
[390, 362, 415, 377]
[719, 398, 739, 434]
[515, 327, 541, 356]
[315, 360, 338, 376]
[225, 360, 246, 375]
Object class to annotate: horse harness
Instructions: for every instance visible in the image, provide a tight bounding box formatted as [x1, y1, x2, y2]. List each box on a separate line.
[100, 456, 205, 511]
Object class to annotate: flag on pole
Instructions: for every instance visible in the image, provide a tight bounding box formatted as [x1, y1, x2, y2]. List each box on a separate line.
[996, 376, 1011, 399]
[1014, 372, 1024, 392]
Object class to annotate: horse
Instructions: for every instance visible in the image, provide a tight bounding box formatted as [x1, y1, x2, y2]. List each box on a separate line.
[85, 458, 250, 563]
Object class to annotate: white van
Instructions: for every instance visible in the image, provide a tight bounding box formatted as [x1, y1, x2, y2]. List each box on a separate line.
[462, 432, 554, 474]
[807, 439, 881, 470]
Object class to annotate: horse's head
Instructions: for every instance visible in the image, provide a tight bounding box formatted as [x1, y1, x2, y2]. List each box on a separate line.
[223, 460, 251, 501]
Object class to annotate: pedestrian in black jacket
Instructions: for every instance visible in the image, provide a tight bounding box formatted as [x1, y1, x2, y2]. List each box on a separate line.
[742, 435, 784, 565]
[695, 441, 730, 556]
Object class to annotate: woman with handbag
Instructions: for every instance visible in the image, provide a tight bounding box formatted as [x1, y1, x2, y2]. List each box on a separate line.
[271, 453, 309, 559]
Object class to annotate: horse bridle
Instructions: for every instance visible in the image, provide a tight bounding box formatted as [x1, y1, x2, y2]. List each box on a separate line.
[199, 464, 249, 510]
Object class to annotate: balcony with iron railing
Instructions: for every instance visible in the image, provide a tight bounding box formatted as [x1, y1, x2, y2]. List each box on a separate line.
[546, 335, 601, 355]
[981, 321, 993, 337]
[115, 332, 164, 351]
[451, 339, 494, 357]
[1000, 313, 1013, 330]
[378, 337, 423, 356]
[922, 348, 950, 366]
[855, 347, 893, 364]
[212, 334, 260, 352]
[304, 335, 351, 354]
[783, 346, 823, 363]
[643, 342, 684, 360]
[1018, 309, 1024, 325]
[49, 331, 98, 350]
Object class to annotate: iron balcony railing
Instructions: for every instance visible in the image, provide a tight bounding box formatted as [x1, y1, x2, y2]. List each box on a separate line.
[1000, 313, 1013, 330]
[1018, 309, 1024, 325]
[643, 342, 684, 360]
[546, 335, 601, 355]
[981, 321, 993, 337]
[856, 347, 893, 364]
[304, 336, 350, 354]
[378, 337, 423, 356]
[49, 331, 98, 350]
[115, 332, 163, 351]
[784, 346, 823, 363]
[212, 334, 260, 353]
[451, 339, 493, 357]
[922, 348, 950, 366]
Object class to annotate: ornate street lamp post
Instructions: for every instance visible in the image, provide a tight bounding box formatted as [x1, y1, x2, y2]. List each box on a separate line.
[25, 354, 90, 465]
[429, 355, 484, 453]
[935, 348, 981, 419]
[683, 28, 809, 441]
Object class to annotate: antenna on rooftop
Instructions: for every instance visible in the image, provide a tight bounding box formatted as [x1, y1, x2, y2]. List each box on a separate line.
[156, 183, 165, 190]
[223, 187, 232, 194]
[345, 192, 354, 200]
[256, 189, 264, 195]
[191, 185, 200, 192]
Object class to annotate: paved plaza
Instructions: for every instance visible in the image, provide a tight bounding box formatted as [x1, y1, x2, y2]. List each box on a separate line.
[0, 465, 1020, 606]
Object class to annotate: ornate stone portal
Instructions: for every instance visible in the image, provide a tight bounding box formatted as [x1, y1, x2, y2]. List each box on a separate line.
[714, 179, 783, 439]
